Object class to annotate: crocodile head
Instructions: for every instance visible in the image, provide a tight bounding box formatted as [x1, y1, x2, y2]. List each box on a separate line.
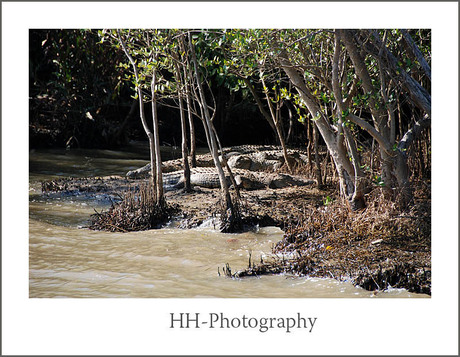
[234, 174, 265, 190]
[227, 155, 252, 170]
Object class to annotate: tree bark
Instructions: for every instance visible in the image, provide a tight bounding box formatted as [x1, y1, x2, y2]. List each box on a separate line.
[343, 30, 431, 207]
[393, 113, 431, 206]
[340, 30, 398, 199]
[178, 35, 197, 168]
[279, 49, 356, 204]
[185, 86, 197, 167]
[175, 59, 192, 192]
[401, 29, 431, 81]
[117, 30, 158, 199]
[357, 29, 431, 116]
[332, 32, 366, 209]
[313, 124, 323, 187]
[338, 30, 388, 132]
[188, 32, 239, 232]
[260, 72, 294, 173]
[150, 69, 164, 203]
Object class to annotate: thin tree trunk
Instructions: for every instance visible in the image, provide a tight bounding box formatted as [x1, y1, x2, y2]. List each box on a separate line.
[150, 69, 164, 203]
[306, 118, 313, 170]
[188, 32, 239, 232]
[357, 29, 431, 116]
[394, 113, 431, 205]
[186, 89, 197, 167]
[279, 48, 356, 203]
[286, 101, 294, 144]
[209, 120, 241, 200]
[401, 29, 431, 81]
[178, 93, 192, 191]
[260, 72, 293, 173]
[370, 138, 375, 174]
[179, 35, 197, 167]
[117, 30, 158, 200]
[376, 33, 397, 145]
[313, 124, 323, 186]
[175, 59, 192, 192]
[332, 32, 365, 209]
[323, 151, 332, 185]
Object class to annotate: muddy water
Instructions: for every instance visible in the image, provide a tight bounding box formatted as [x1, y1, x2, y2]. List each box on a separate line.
[29, 145, 426, 298]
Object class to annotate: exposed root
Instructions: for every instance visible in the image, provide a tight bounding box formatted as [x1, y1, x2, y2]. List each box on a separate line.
[218, 191, 243, 233]
[89, 183, 179, 232]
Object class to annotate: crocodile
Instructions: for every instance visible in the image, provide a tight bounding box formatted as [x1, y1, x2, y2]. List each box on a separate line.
[126, 155, 216, 179]
[163, 167, 315, 191]
[221, 144, 282, 155]
[226, 150, 310, 172]
[126, 145, 309, 179]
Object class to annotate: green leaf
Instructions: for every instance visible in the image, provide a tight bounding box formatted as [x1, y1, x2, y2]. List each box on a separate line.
[323, 195, 333, 206]
[311, 111, 321, 121]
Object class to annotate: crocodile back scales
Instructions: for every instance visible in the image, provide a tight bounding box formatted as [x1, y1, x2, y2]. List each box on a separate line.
[163, 167, 314, 190]
[126, 145, 309, 179]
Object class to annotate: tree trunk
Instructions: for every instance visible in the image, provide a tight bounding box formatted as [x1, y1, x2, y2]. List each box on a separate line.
[286, 101, 294, 144]
[186, 89, 197, 168]
[117, 31, 158, 201]
[394, 151, 412, 208]
[340, 30, 397, 200]
[175, 60, 192, 192]
[401, 29, 431, 81]
[332, 32, 366, 209]
[341, 30, 431, 207]
[313, 124, 323, 187]
[260, 72, 294, 173]
[179, 34, 196, 167]
[209, 120, 242, 200]
[394, 113, 431, 206]
[178, 93, 192, 191]
[279, 49, 357, 205]
[188, 33, 240, 232]
[150, 69, 164, 203]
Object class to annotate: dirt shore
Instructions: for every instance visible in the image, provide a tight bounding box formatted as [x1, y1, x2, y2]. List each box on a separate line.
[165, 182, 431, 295]
[42, 175, 431, 295]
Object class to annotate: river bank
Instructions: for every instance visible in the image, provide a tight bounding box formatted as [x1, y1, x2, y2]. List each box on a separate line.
[42, 172, 431, 295]
[165, 180, 431, 295]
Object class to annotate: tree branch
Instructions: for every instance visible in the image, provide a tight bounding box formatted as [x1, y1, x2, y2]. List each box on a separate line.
[398, 113, 431, 152]
[347, 113, 392, 154]
[401, 29, 431, 81]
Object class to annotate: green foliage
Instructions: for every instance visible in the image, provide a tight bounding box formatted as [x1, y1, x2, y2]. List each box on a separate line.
[373, 175, 385, 187]
[323, 195, 333, 206]
[31, 26, 432, 195]
[29, 29, 130, 148]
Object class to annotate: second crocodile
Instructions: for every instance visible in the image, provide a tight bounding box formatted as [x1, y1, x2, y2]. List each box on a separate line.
[163, 167, 315, 190]
[126, 145, 310, 179]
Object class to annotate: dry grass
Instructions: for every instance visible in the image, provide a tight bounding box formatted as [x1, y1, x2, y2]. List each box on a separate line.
[232, 180, 431, 294]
